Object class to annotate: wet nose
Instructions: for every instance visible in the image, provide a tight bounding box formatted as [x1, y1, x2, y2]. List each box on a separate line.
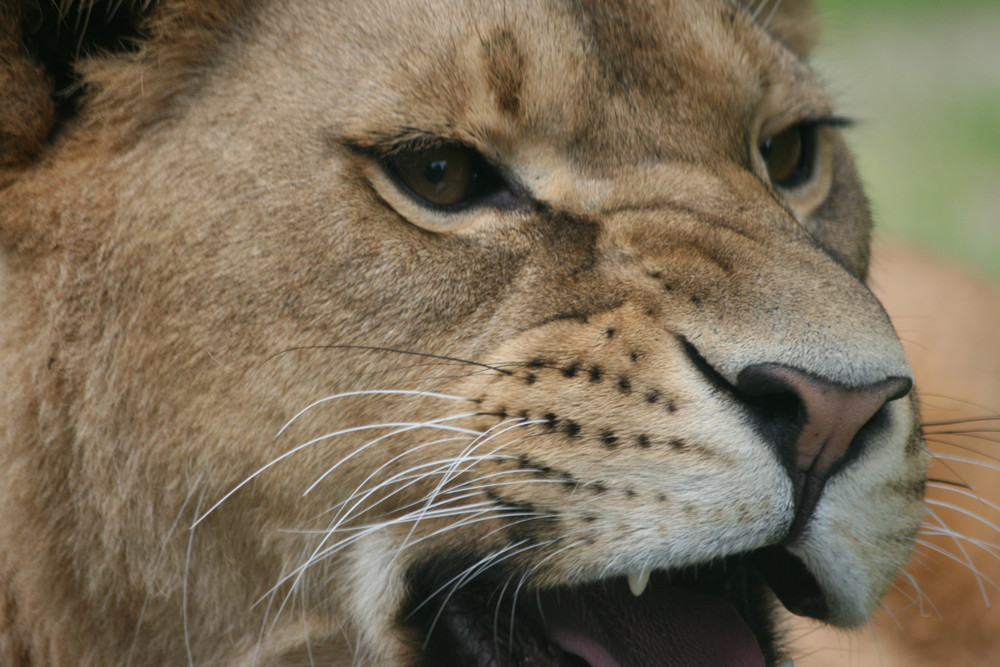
[735, 363, 912, 532]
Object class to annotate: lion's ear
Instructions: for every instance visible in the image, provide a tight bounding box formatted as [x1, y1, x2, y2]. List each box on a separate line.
[0, 2, 148, 175]
[739, 0, 819, 57]
[0, 7, 55, 170]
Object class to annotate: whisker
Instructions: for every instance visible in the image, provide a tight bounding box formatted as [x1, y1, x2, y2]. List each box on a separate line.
[328, 467, 520, 535]
[923, 416, 1000, 428]
[277, 389, 475, 436]
[193, 416, 481, 527]
[920, 505, 998, 605]
[324, 418, 526, 527]
[256, 505, 505, 609]
[322, 438, 483, 524]
[402, 419, 548, 548]
[262, 344, 514, 376]
[302, 413, 484, 495]
[929, 453, 1000, 473]
[508, 538, 587, 650]
[924, 498, 1000, 536]
[183, 492, 207, 667]
[918, 528, 1000, 559]
[926, 481, 1000, 515]
[421, 539, 562, 653]
[893, 567, 939, 618]
[409, 539, 534, 618]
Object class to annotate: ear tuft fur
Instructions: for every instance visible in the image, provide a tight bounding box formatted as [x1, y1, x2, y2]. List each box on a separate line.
[740, 0, 819, 56]
[0, 1, 150, 171]
[0, 9, 54, 169]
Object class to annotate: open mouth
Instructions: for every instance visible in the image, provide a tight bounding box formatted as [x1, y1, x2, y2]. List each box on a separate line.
[404, 546, 821, 666]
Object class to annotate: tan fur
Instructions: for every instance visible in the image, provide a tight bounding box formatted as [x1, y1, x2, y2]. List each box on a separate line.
[0, 1, 948, 664]
[795, 244, 1000, 666]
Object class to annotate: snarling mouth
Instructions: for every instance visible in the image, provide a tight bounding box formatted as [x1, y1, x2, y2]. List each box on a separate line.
[404, 547, 822, 666]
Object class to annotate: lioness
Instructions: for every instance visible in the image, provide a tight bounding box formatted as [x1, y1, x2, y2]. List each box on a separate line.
[0, 0, 938, 664]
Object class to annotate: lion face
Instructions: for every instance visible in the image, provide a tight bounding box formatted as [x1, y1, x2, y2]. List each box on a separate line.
[0, 1, 926, 665]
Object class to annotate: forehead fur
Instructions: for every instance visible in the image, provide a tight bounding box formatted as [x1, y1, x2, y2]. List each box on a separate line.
[4, 0, 817, 149]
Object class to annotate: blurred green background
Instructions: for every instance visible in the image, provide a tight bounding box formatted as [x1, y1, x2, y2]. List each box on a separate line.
[814, 0, 1000, 281]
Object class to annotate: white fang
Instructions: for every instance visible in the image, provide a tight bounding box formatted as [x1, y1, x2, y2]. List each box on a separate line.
[627, 568, 651, 597]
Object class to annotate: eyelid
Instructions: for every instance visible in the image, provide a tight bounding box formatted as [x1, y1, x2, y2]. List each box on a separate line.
[348, 133, 480, 161]
[799, 115, 854, 130]
[764, 116, 854, 139]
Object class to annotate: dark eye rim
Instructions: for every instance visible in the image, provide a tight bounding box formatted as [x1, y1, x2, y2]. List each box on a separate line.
[759, 116, 853, 191]
[376, 140, 514, 212]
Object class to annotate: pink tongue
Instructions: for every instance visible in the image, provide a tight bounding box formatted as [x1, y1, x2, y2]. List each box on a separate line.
[540, 582, 765, 667]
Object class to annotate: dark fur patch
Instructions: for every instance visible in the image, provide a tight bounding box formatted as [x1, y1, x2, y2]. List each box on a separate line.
[483, 29, 525, 116]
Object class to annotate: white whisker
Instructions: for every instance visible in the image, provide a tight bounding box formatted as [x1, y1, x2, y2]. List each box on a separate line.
[926, 481, 1000, 515]
[507, 538, 588, 650]
[276, 389, 473, 437]
[918, 527, 1000, 559]
[303, 413, 484, 495]
[403, 419, 547, 547]
[193, 416, 480, 527]
[929, 453, 1000, 472]
[918, 503, 998, 606]
[924, 497, 1000, 537]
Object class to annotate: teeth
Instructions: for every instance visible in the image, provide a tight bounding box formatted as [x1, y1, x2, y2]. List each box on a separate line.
[627, 568, 651, 597]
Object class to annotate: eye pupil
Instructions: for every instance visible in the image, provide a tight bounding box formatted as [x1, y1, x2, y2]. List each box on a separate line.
[424, 160, 447, 185]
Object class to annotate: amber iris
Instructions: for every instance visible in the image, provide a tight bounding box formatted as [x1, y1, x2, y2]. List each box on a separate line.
[389, 147, 477, 207]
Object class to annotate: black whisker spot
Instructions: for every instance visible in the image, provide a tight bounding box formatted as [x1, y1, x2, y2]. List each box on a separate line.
[544, 412, 558, 428]
[605, 327, 617, 338]
[562, 363, 580, 378]
[524, 372, 537, 384]
[526, 358, 545, 369]
[617, 377, 632, 393]
[601, 430, 619, 448]
[669, 438, 687, 450]
[645, 390, 660, 404]
[636, 434, 651, 448]
[628, 351, 640, 362]
[589, 366, 603, 382]
[563, 420, 581, 438]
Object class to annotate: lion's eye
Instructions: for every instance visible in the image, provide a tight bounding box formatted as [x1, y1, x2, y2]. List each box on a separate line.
[759, 123, 816, 189]
[385, 145, 504, 209]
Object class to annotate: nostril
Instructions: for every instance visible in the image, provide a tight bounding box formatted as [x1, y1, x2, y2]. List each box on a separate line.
[736, 364, 911, 476]
[735, 363, 912, 534]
